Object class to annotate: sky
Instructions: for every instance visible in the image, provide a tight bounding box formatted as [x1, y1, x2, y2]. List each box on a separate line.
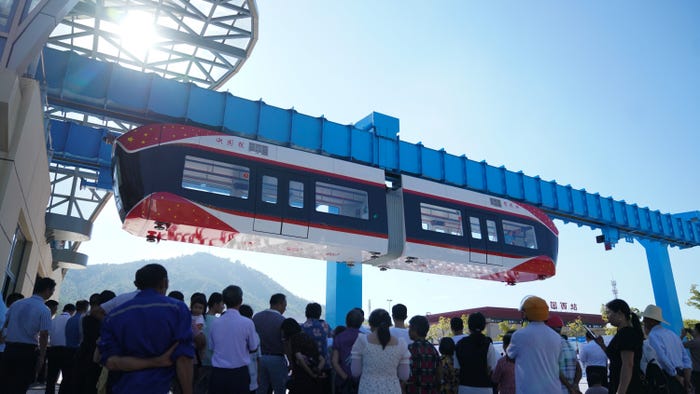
[80, 1, 700, 322]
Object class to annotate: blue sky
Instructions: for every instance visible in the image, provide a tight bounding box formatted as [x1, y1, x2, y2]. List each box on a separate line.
[81, 1, 700, 321]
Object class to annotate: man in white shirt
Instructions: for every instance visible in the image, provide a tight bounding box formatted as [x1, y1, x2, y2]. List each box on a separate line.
[451, 317, 467, 344]
[46, 303, 75, 394]
[209, 285, 259, 394]
[579, 330, 608, 388]
[389, 303, 411, 344]
[507, 295, 562, 394]
[642, 304, 692, 394]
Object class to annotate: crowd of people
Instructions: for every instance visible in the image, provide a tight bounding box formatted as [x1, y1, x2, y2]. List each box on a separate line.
[0, 264, 699, 394]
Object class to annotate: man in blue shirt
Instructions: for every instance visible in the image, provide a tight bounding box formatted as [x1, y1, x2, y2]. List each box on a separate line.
[1, 277, 55, 394]
[99, 264, 194, 394]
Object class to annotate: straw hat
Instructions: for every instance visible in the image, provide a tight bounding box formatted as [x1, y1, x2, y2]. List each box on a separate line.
[642, 304, 668, 324]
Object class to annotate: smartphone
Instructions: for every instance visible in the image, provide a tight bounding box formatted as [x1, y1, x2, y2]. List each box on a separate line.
[584, 325, 598, 338]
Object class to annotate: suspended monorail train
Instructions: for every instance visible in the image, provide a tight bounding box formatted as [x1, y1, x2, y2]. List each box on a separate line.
[113, 124, 558, 284]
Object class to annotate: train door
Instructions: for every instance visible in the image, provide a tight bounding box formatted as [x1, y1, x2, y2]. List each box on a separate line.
[253, 169, 309, 238]
[466, 214, 503, 266]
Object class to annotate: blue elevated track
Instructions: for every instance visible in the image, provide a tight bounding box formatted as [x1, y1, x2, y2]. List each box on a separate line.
[43, 47, 699, 330]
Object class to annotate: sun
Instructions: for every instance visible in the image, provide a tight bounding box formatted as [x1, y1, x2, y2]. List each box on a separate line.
[118, 11, 158, 58]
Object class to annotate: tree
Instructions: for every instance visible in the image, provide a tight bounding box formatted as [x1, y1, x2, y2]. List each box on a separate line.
[427, 314, 468, 343]
[687, 284, 700, 310]
[565, 317, 586, 338]
[496, 320, 518, 340]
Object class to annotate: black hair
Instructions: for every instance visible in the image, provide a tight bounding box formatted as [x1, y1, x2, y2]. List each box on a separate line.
[45, 300, 59, 310]
[168, 291, 184, 301]
[502, 330, 515, 350]
[450, 317, 464, 332]
[207, 292, 223, 308]
[281, 318, 302, 339]
[75, 300, 89, 312]
[695, 323, 700, 332]
[333, 325, 346, 337]
[468, 312, 486, 332]
[269, 293, 286, 306]
[63, 303, 76, 313]
[439, 337, 455, 356]
[409, 315, 430, 337]
[369, 309, 392, 349]
[34, 277, 56, 294]
[99, 290, 116, 305]
[239, 304, 253, 319]
[606, 298, 643, 337]
[6, 292, 24, 307]
[190, 292, 207, 311]
[222, 285, 243, 308]
[587, 367, 605, 386]
[305, 302, 322, 319]
[135, 264, 168, 290]
[391, 304, 407, 320]
[585, 330, 596, 340]
[346, 308, 364, 329]
[191, 292, 206, 304]
[89, 293, 101, 306]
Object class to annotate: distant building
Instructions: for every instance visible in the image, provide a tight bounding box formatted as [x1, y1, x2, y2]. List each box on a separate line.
[427, 306, 606, 340]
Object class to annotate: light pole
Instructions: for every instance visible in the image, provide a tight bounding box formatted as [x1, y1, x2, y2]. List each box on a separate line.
[387, 299, 393, 311]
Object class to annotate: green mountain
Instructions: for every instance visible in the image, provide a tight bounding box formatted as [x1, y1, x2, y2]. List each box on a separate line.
[60, 252, 315, 320]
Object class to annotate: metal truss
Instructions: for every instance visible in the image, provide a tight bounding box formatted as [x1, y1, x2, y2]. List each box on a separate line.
[47, 162, 112, 251]
[45, 104, 140, 135]
[46, 0, 258, 89]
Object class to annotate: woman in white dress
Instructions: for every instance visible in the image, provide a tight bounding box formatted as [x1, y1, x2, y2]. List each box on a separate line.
[351, 309, 410, 394]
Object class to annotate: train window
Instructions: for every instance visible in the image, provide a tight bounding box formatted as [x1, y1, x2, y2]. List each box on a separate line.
[469, 217, 482, 239]
[503, 220, 538, 249]
[289, 181, 304, 208]
[487, 220, 498, 242]
[182, 155, 249, 199]
[420, 203, 463, 236]
[315, 182, 369, 219]
[262, 176, 277, 204]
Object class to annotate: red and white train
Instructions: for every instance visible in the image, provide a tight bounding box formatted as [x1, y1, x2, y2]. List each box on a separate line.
[113, 124, 558, 284]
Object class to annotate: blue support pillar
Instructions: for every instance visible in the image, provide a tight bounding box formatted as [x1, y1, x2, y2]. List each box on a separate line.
[639, 239, 683, 333]
[326, 262, 362, 329]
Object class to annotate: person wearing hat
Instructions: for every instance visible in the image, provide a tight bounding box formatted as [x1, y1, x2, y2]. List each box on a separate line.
[506, 295, 562, 394]
[642, 304, 692, 394]
[546, 315, 582, 394]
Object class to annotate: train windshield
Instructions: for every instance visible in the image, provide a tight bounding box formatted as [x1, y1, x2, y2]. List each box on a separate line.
[503, 220, 538, 249]
[181, 155, 249, 199]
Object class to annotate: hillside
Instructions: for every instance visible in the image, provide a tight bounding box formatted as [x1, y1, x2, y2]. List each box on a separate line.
[60, 252, 315, 320]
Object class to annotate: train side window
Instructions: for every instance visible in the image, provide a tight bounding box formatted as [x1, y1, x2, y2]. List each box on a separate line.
[420, 203, 463, 236]
[503, 220, 538, 249]
[469, 217, 482, 239]
[469, 216, 481, 239]
[487, 220, 498, 242]
[315, 182, 368, 220]
[262, 176, 277, 204]
[289, 181, 304, 208]
[182, 155, 249, 199]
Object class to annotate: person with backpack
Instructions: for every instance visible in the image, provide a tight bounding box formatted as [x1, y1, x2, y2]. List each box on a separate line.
[642, 305, 692, 394]
[641, 337, 670, 394]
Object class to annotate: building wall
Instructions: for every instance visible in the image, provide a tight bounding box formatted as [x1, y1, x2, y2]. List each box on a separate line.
[0, 70, 60, 298]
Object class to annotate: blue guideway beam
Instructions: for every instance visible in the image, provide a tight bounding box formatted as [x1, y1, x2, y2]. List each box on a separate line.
[48, 120, 118, 189]
[41, 48, 700, 250]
